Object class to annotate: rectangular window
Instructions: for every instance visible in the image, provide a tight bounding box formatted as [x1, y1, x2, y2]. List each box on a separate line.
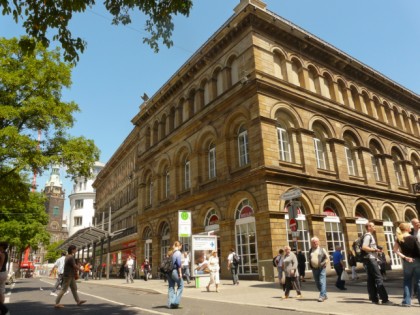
[313, 138, 326, 169]
[277, 127, 291, 162]
[53, 206, 59, 216]
[74, 216, 82, 226]
[184, 161, 191, 189]
[238, 131, 249, 167]
[208, 147, 216, 179]
[75, 199, 83, 209]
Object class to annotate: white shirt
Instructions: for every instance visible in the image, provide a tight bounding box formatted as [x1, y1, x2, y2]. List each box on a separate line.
[127, 258, 134, 268]
[54, 256, 66, 274]
[181, 255, 190, 267]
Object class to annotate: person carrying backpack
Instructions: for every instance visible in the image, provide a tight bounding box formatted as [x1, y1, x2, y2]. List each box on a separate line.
[167, 241, 183, 309]
[362, 222, 391, 305]
[227, 248, 239, 285]
[273, 249, 285, 290]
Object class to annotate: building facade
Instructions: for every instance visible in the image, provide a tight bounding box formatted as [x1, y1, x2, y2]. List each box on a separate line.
[93, 0, 420, 279]
[68, 161, 105, 236]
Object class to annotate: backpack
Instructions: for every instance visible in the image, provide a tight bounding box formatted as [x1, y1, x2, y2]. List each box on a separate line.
[159, 255, 174, 274]
[352, 234, 369, 262]
[272, 255, 279, 267]
[232, 252, 241, 265]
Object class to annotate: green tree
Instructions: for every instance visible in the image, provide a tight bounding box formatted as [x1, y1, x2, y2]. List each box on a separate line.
[0, 37, 100, 252]
[0, 0, 193, 63]
[0, 178, 50, 265]
[0, 37, 100, 184]
[44, 240, 64, 263]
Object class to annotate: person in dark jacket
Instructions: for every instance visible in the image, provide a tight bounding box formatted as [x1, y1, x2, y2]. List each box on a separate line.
[297, 251, 306, 282]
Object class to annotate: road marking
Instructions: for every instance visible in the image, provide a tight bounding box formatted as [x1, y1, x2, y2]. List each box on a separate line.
[5, 282, 15, 303]
[40, 279, 170, 315]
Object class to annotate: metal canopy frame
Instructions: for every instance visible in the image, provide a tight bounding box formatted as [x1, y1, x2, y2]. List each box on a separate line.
[57, 226, 111, 251]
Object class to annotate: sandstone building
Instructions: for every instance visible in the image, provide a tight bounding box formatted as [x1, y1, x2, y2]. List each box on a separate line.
[93, 0, 420, 279]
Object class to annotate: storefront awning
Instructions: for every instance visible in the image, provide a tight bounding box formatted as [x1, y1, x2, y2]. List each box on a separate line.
[57, 226, 112, 251]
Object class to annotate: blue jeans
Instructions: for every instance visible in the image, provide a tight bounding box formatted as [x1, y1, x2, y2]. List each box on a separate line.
[402, 259, 420, 305]
[312, 268, 327, 298]
[167, 269, 184, 308]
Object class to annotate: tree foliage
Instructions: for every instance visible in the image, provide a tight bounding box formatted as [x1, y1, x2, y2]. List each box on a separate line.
[44, 240, 64, 263]
[0, 37, 100, 184]
[0, 0, 193, 63]
[0, 178, 50, 252]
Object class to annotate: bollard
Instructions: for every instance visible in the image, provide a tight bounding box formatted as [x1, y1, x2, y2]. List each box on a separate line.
[261, 266, 265, 282]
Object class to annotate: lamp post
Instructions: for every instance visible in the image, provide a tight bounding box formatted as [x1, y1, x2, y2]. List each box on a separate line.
[106, 206, 111, 280]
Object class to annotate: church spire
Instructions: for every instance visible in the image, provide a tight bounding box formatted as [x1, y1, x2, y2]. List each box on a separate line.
[45, 164, 63, 188]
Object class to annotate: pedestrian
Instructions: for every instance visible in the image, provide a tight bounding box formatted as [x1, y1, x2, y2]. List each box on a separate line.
[181, 251, 191, 284]
[274, 249, 285, 290]
[141, 259, 151, 281]
[206, 250, 220, 292]
[126, 255, 134, 283]
[54, 245, 87, 308]
[361, 221, 391, 305]
[393, 222, 420, 307]
[282, 245, 302, 299]
[83, 261, 91, 281]
[297, 250, 306, 282]
[332, 246, 347, 290]
[410, 218, 420, 297]
[167, 241, 183, 309]
[308, 236, 329, 302]
[227, 248, 239, 285]
[0, 242, 10, 315]
[50, 252, 67, 296]
[347, 251, 358, 280]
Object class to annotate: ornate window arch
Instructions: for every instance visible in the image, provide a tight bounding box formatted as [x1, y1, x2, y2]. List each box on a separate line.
[204, 208, 219, 232]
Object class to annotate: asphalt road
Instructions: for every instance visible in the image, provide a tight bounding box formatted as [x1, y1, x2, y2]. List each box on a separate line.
[6, 278, 315, 315]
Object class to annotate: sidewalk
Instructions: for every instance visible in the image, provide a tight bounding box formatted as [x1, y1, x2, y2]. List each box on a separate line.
[75, 270, 419, 315]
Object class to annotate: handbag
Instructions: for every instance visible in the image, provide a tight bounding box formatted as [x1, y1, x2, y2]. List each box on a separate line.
[341, 270, 349, 281]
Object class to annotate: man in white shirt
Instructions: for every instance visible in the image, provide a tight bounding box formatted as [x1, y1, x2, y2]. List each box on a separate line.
[308, 237, 329, 302]
[227, 248, 239, 285]
[361, 222, 391, 305]
[126, 255, 135, 283]
[50, 252, 66, 296]
[181, 251, 191, 284]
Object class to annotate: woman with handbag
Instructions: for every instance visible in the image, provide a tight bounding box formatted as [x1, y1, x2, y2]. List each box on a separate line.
[282, 246, 302, 299]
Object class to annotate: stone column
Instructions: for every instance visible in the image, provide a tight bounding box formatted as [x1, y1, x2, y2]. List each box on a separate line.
[382, 154, 398, 190]
[357, 146, 375, 185]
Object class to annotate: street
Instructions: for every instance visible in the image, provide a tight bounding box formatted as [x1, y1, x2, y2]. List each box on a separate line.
[6, 278, 311, 315]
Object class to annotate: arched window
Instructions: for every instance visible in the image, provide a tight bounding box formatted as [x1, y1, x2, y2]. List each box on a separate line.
[382, 209, 401, 269]
[153, 121, 159, 145]
[164, 169, 170, 199]
[143, 227, 153, 264]
[355, 205, 368, 236]
[373, 98, 384, 122]
[312, 124, 329, 170]
[145, 176, 153, 207]
[273, 51, 286, 80]
[203, 80, 211, 106]
[234, 199, 258, 275]
[277, 125, 291, 162]
[238, 125, 249, 167]
[204, 208, 219, 232]
[184, 158, 191, 190]
[320, 74, 333, 99]
[392, 148, 406, 187]
[323, 201, 347, 268]
[215, 69, 224, 97]
[344, 134, 359, 176]
[369, 141, 383, 182]
[307, 66, 319, 93]
[208, 143, 216, 179]
[160, 223, 170, 262]
[337, 80, 348, 106]
[230, 57, 239, 86]
[290, 59, 303, 87]
[411, 155, 420, 183]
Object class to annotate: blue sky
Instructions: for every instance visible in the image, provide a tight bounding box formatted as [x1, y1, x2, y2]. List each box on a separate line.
[1, 0, 419, 216]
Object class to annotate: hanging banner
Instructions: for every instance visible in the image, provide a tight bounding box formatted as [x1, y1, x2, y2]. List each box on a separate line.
[178, 210, 192, 238]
